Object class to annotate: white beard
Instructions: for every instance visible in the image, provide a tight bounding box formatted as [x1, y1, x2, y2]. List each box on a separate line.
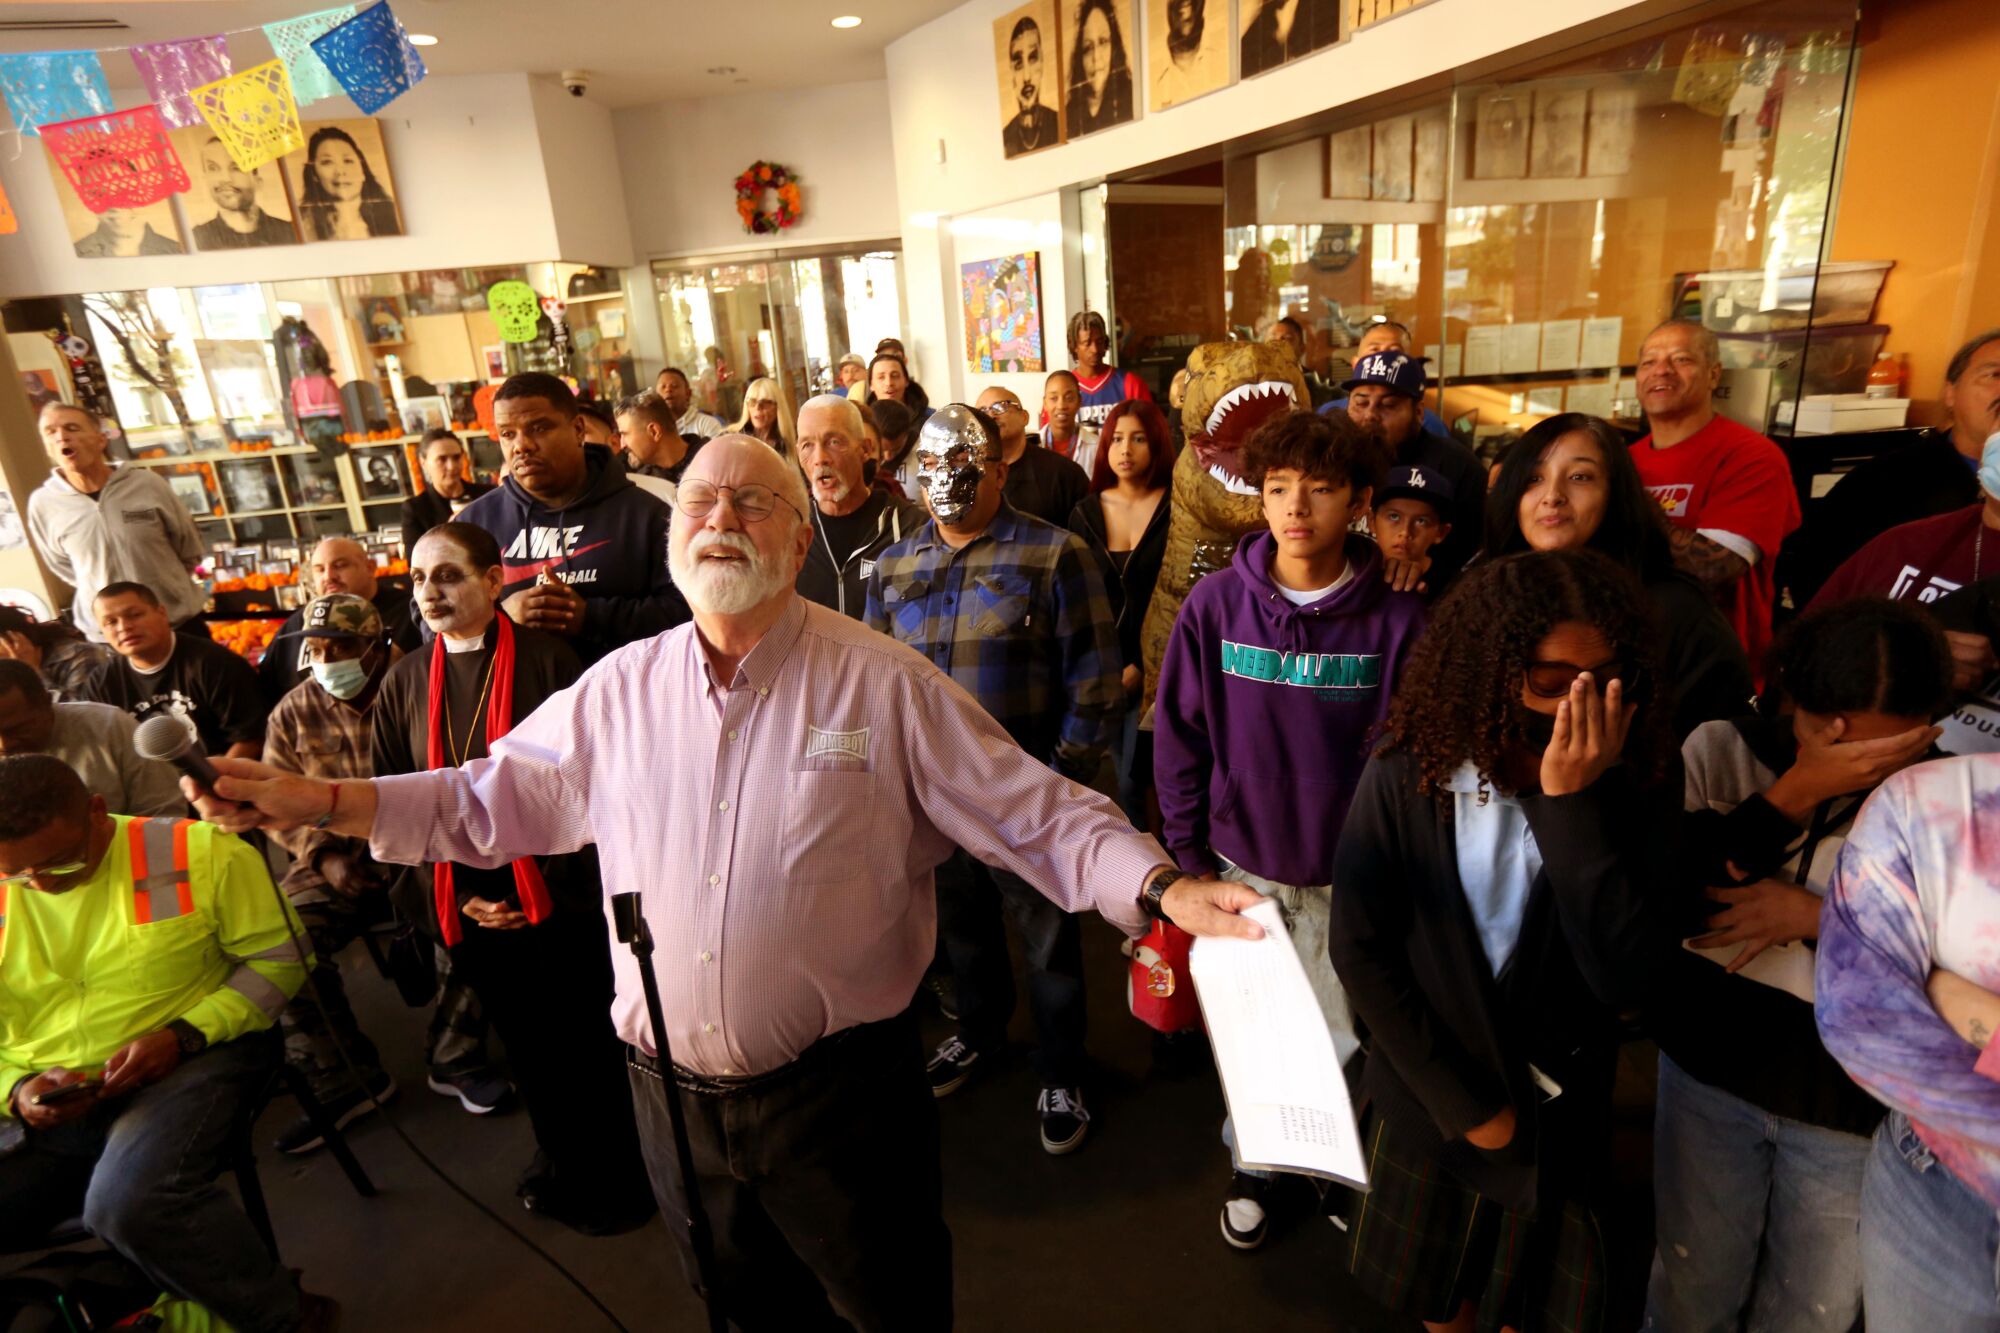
[670, 529, 791, 615]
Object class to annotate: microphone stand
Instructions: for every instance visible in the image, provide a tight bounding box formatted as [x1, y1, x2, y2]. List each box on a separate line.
[610, 892, 725, 1333]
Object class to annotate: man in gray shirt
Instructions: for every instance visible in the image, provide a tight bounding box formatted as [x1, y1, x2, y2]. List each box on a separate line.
[0, 660, 183, 816]
[26, 403, 205, 643]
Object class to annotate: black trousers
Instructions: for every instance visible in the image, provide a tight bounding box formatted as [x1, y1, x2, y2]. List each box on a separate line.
[451, 909, 647, 1206]
[626, 1012, 952, 1332]
[936, 850, 1088, 1086]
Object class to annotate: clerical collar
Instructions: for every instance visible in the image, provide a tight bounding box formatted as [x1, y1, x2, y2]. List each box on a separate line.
[443, 630, 488, 653]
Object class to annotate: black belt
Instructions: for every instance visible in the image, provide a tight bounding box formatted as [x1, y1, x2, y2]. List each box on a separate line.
[627, 1015, 890, 1098]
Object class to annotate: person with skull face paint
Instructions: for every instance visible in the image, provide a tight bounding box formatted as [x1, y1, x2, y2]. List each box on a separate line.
[865, 405, 1124, 1153]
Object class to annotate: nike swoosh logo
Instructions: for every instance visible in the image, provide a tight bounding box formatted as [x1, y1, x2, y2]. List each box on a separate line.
[502, 539, 612, 583]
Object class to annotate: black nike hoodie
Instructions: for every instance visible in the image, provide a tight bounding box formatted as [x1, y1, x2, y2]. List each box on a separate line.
[457, 443, 688, 663]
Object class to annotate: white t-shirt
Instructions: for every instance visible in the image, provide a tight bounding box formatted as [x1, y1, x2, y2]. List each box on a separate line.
[1274, 562, 1356, 607]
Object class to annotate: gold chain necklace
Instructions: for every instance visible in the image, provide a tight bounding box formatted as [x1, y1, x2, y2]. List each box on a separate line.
[442, 653, 498, 767]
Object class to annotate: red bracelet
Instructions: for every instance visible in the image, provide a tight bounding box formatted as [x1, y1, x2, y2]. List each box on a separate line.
[313, 783, 341, 830]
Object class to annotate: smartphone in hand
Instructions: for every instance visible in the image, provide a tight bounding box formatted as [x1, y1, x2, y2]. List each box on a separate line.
[32, 1079, 99, 1108]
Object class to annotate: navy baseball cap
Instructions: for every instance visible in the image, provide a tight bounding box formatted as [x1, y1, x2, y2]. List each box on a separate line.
[1342, 350, 1428, 399]
[1375, 463, 1454, 509]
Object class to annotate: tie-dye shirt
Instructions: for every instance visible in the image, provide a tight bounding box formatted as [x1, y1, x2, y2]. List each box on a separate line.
[1817, 754, 2000, 1210]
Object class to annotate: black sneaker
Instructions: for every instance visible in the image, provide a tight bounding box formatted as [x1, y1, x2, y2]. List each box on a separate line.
[520, 1175, 658, 1237]
[1220, 1171, 1270, 1250]
[426, 1068, 513, 1115]
[1037, 1086, 1090, 1155]
[926, 1035, 982, 1098]
[274, 1072, 396, 1155]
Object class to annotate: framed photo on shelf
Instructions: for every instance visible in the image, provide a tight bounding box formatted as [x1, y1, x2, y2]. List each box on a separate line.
[1472, 88, 1530, 180]
[356, 451, 407, 500]
[218, 459, 280, 514]
[1327, 125, 1372, 200]
[400, 395, 450, 436]
[482, 345, 507, 380]
[1530, 86, 1588, 179]
[361, 296, 406, 345]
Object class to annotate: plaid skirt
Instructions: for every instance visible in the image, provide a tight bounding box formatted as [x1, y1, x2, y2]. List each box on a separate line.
[1337, 1110, 1609, 1333]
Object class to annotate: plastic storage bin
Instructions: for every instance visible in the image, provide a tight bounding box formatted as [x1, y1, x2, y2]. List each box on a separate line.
[1715, 324, 1888, 403]
[1689, 261, 1893, 332]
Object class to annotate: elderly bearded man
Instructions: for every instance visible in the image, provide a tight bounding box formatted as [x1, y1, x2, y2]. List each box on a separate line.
[187, 432, 1265, 1332]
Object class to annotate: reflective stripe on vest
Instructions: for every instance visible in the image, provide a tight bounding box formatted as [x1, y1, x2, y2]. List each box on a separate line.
[128, 818, 194, 925]
[0, 882, 7, 951]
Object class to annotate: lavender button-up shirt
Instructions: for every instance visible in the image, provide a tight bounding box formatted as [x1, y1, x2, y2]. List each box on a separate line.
[370, 595, 1166, 1077]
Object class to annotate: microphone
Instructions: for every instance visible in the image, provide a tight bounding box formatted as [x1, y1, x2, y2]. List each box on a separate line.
[133, 714, 223, 797]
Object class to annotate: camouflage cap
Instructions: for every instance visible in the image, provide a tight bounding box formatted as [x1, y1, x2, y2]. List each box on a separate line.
[300, 592, 382, 640]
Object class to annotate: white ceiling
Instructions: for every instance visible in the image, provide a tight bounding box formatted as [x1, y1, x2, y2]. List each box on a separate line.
[0, 0, 948, 107]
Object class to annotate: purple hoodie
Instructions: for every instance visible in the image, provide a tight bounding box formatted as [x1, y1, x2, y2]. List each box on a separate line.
[1154, 530, 1427, 886]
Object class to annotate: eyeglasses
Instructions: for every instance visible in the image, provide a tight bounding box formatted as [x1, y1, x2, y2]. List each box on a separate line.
[676, 481, 805, 525]
[0, 828, 92, 885]
[980, 401, 1021, 418]
[1524, 659, 1637, 700]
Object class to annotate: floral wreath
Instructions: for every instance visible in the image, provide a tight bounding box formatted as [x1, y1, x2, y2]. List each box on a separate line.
[734, 160, 802, 235]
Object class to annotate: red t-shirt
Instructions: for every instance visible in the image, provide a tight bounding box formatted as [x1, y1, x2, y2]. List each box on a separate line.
[1631, 415, 1800, 670]
[1808, 504, 1991, 612]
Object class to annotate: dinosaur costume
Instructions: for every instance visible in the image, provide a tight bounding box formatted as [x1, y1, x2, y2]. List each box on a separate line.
[1140, 341, 1308, 711]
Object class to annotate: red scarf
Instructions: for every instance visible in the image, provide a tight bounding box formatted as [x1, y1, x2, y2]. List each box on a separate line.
[426, 614, 553, 945]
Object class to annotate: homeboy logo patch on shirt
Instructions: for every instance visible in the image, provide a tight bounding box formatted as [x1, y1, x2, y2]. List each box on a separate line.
[804, 725, 870, 763]
[1219, 640, 1381, 694]
[1888, 566, 1962, 604]
[1648, 483, 1694, 518]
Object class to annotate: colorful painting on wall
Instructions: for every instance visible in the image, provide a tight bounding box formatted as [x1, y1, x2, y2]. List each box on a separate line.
[961, 252, 1046, 374]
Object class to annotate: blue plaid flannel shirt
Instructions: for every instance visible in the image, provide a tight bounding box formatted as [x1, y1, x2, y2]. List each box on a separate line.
[864, 502, 1122, 779]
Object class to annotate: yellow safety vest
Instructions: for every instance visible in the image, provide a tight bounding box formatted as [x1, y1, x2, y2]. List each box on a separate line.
[0, 816, 311, 1113]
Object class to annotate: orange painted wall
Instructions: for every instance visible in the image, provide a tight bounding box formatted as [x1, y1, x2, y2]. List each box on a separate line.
[1831, 0, 2000, 422]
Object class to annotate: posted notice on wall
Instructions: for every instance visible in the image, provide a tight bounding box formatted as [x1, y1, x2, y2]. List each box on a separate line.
[1190, 899, 1368, 1188]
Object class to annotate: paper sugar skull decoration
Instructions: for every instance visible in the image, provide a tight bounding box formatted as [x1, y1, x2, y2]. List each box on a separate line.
[487, 281, 542, 343]
[263, 6, 359, 107]
[311, 2, 428, 115]
[0, 50, 113, 137]
[189, 59, 304, 172]
[127, 36, 231, 129]
[42, 107, 191, 213]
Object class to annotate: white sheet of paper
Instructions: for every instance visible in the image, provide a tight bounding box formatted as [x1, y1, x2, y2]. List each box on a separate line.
[1540, 319, 1582, 372]
[1527, 386, 1563, 416]
[1190, 899, 1368, 1187]
[1501, 323, 1543, 374]
[1682, 938, 1816, 1003]
[1579, 316, 1624, 368]
[1566, 380, 1616, 417]
[1464, 326, 1503, 377]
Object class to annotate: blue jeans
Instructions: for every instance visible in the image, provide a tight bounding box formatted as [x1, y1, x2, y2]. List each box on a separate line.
[1643, 1052, 1869, 1333]
[0, 1033, 300, 1333]
[1859, 1111, 2000, 1333]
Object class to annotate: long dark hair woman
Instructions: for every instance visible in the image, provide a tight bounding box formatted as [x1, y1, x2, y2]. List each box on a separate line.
[1064, 0, 1134, 136]
[1647, 597, 1949, 1332]
[297, 126, 402, 240]
[1329, 548, 1678, 1333]
[1487, 412, 1752, 739]
[1068, 398, 1173, 822]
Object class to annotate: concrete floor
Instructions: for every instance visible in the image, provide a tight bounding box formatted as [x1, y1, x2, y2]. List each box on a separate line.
[222, 922, 1654, 1330]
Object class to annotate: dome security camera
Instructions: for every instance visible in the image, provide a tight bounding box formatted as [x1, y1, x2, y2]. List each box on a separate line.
[561, 69, 591, 98]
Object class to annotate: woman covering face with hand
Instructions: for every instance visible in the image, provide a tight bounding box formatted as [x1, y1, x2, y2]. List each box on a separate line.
[1328, 548, 1678, 1333]
[1487, 413, 1753, 739]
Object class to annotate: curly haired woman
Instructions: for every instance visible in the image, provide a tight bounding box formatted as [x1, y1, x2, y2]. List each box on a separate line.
[1329, 548, 1680, 1333]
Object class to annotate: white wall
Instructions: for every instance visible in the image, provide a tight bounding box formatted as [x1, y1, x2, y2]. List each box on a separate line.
[886, 0, 1664, 386]
[530, 78, 639, 268]
[0, 73, 583, 298]
[613, 79, 901, 261]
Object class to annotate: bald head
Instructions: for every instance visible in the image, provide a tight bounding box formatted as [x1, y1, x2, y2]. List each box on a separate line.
[310, 537, 378, 599]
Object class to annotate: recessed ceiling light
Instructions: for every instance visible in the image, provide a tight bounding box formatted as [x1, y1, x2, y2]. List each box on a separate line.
[408, 32, 439, 45]
[705, 65, 737, 76]
[831, 15, 862, 28]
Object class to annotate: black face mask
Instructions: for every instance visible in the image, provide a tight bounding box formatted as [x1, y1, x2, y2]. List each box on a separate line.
[1516, 707, 1558, 751]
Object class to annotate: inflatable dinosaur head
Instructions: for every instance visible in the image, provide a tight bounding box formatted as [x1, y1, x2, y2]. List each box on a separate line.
[1182, 340, 1309, 498]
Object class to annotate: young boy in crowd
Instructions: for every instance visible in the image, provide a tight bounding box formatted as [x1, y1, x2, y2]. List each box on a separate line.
[1152, 410, 1428, 1250]
[1368, 462, 1453, 593]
